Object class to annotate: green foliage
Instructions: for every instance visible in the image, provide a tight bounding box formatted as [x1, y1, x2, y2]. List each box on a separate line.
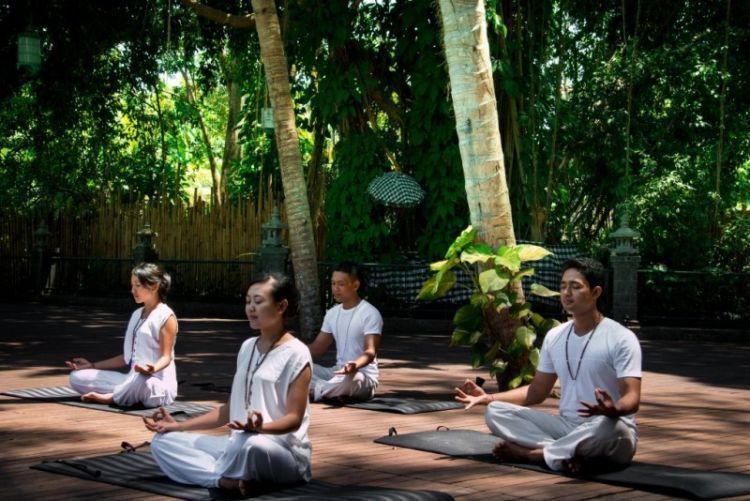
[1, 0, 749, 282]
[291, 0, 468, 262]
[419, 226, 560, 390]
[324, 134, 392, 262]
[629, 168, 711, 269]
[711, 209, 750, 272]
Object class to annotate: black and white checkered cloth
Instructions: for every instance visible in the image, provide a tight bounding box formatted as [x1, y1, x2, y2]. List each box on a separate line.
[362, 241, 583, 309]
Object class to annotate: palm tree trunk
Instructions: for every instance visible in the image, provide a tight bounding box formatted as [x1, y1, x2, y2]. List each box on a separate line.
[437, 0, 517, 249]
[252, 0, 321, 338]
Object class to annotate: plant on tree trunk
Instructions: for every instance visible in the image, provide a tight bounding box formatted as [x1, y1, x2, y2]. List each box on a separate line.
[418, 226, 560, 390]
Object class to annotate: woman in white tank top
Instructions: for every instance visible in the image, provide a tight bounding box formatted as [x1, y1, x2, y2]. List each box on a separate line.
[65, 262, 179, 408]
[144, 273, 312, 497]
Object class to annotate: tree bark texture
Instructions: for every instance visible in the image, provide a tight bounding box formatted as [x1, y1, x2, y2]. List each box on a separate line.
[221, 64, 242, 200]
[177, 0, 255, 29]
[438, 0, 517, 249]
[180, 67, 221, 206]
[252, 0, 321, 338]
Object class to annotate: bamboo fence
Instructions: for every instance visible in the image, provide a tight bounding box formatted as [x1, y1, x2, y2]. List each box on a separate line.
[0, 194, 283, 260]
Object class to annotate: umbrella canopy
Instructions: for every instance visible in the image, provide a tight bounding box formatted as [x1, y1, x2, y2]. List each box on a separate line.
[367, 172, 426, 209]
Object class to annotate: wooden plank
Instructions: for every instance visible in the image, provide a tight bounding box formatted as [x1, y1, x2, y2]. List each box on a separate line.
[2, 303, 750, 500]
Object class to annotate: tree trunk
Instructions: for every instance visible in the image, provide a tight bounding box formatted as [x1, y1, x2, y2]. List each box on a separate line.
[252, 0, 321, 338]
[713, 0, 731, 235]
[220, 51, 243, 202]
[438, 0, 517, 249]
[152, 81, 168, 197]
[180, 67, 221, 206]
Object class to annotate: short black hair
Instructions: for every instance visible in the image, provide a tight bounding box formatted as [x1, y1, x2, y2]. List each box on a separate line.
[561, 258, 606, 292]
[248, 273, 299, 317]
[332, 261, 366, 288]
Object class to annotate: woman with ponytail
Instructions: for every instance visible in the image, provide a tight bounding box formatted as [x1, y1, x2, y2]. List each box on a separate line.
[65, 262, 179, 407]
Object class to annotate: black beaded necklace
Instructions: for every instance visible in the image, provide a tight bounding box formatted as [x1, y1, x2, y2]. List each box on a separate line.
[564, 315, 603, 381]
[335, 300, 362, 358]
[244, 333, 285, 408]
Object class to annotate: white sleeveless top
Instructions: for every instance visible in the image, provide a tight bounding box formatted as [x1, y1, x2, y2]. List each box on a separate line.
[122, 303, 178, 387]
[229, 336, 312, 481]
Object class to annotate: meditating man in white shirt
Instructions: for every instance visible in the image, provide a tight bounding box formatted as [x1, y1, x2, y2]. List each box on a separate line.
[308, 262, 383, 402]
[455, 258, 642, 474]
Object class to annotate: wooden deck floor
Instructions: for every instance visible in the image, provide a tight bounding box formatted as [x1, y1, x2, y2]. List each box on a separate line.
[1, 302, 749, 500]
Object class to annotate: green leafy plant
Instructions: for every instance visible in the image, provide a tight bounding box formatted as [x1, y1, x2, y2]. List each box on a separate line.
[417, 225, 560, 390]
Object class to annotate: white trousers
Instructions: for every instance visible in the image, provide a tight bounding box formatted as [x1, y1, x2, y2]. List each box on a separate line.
[150, 431, 304, 488]
[69, 368, 176, 407]
[310, 363, 377, 402]
[485, 401, 637, 471]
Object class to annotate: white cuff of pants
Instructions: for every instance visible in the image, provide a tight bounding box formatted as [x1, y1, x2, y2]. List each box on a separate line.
[310, 363, 376, 401]
[485, 401, 637, 471]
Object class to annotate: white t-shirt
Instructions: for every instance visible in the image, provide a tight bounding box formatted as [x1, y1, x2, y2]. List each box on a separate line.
[122, 303, 178, 386]
[229, 336, 312, 481]
[537, 317, 642, 430]
[321, 299, 383, 382]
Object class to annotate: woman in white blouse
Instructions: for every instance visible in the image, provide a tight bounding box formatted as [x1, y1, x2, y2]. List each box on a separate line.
[65, 262, 178, 407]
[144, 273, 312, 497]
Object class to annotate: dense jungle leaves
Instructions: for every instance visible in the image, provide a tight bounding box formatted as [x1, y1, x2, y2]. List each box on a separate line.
[1, 0, 748, 270]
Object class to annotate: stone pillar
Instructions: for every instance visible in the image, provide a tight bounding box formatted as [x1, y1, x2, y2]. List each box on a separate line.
[609, 214, 640, 324]
[133, 223, 159, 263]
[32, 221, 50, 294]
[257, 206, 289, 275]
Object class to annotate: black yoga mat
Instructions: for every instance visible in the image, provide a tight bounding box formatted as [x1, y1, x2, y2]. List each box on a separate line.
[192, 386, 464, 414]
[321, 397, 464, 414]
[375, 429, 750, 500]
[2, 385, 213, 421]
[32, 451, 454, 500]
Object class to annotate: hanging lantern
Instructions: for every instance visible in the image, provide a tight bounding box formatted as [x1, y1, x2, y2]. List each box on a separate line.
[17, 29, 41, 73]
[261, 107, 274, 131]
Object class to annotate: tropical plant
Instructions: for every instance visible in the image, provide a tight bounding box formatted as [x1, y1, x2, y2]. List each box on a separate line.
[417, 226, 560, 390]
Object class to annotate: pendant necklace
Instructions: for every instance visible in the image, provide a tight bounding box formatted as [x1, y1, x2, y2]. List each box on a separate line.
[245, 333, 284, 409]
[336, 300, 361, 363]
[129, 306, 154, 366]
[564, 315, 602, 381]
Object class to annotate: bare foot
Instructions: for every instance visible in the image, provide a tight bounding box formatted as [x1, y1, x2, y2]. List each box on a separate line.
[80, 392, 114, 404]
[219, 477, 239, 491]
[239, 479, 251, 496]
[219, 477, 251, 496]
[562, 456, 585, 475]
[492, 439, 544, 465]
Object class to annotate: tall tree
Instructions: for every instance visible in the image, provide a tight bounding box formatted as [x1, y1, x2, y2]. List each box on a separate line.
[179, 0, 321, 336]
[438, 0, 517, 249]
[250, 0, 321, 337]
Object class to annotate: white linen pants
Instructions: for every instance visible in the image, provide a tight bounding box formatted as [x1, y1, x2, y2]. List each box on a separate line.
[485, 401, 637, 471]
[69, 368, 176, 407]
[310, 363, 376, 402]
[150, 431, 304, 488]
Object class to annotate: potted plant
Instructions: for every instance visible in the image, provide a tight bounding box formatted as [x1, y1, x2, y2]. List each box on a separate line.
[417, 226, 560, 390]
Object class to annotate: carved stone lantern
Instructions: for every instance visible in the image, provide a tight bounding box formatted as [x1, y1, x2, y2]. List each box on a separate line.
[133, 223, 159, 263]
[609, 213, 639, 255]
[609, 213, 641, 324]
[258, 206, 288, 274]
